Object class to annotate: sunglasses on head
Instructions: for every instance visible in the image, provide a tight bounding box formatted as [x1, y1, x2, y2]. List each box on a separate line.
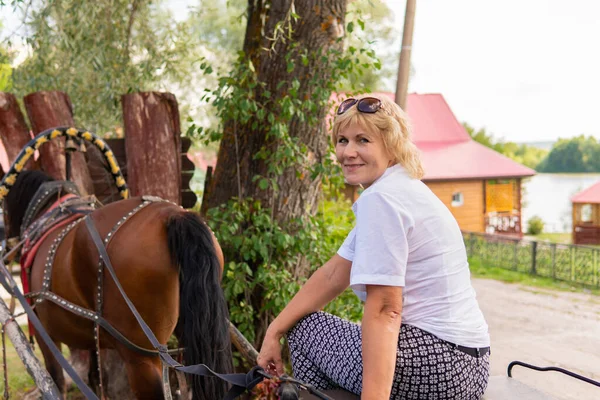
[336, 97, 383, 115]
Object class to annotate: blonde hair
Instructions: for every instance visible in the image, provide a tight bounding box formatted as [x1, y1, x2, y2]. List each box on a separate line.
[332, 94, 425, 179]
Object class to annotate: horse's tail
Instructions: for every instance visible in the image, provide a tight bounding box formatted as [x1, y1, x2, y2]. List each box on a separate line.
[166, 212, 232, 400]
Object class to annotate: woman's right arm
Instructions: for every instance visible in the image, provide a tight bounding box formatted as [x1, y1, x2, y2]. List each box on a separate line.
[258, 254, 352, 374]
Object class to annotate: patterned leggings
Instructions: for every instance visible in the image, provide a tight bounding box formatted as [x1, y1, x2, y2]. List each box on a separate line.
[287, 312, 489, 400]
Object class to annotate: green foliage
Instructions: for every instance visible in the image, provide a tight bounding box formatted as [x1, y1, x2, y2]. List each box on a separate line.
[0, 63, 11, 91]
[526, 215, 545, 235]
[340, 0, 398, 91]
[10, 0, 196, 135]
[463, 123, 548, 170]
[192, 11, 378, 344]
[0, 22, 13, 91]
[537, 135, 600, 173]
[464, 124, 600, 173]
[208, 197, 361, 343]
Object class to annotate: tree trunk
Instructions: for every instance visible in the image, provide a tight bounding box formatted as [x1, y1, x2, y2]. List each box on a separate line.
[0, 92, 37, 170]
[204, 0, 347, 345]
[23, 91, 94, 195]
[122, 92, 181, 204]
[205, 0, 346, 219]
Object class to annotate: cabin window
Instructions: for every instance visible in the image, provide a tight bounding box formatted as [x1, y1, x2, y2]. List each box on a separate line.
[451, 192, 464, 207]
[581, 204, 593, 223]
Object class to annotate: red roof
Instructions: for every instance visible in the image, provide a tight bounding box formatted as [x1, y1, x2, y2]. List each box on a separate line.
[571, 181, 600, 204]
[373, 92, 535, 181]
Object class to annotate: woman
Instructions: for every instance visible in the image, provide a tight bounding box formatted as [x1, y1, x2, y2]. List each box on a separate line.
[257, 94, 490, 399]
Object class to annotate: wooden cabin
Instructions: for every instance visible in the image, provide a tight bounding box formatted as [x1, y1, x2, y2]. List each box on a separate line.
[345, 93, 536, 236]
[571, 182, 600, 245]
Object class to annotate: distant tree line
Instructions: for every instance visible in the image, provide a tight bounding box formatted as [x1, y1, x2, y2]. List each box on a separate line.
[464, 123, 600, 173]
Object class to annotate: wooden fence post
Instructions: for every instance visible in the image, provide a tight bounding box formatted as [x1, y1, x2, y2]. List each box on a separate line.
[0, 92, 37, 171]
[200, 166, 214, 217]
[23, 91, 94, 195]
[180, 138, 197, 209]
[122, 92, 181, 204]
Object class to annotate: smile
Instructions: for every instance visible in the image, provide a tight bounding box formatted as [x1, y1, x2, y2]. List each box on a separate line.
[344, 164, 365, 172]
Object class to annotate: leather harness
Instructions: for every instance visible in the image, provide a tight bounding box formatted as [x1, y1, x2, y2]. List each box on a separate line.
[18, 184, 182, 357]
[5, 183, 328, 399]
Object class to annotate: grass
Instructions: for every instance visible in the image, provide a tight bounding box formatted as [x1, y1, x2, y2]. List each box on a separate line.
[526, 232, 572, 244]
[0, 325, 76, 398]
[469, 257, 600, 296]
[0, 326, 43, 398]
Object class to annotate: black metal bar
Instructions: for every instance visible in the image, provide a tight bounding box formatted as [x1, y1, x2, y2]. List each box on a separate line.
[508, 360, 600, 388]
[531, 241, 537, 275]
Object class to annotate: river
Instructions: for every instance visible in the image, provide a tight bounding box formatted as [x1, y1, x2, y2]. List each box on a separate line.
[521, 173, 600, 233]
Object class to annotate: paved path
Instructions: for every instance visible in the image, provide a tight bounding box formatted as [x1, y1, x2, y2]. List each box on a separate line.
[474, 278, 600, 400]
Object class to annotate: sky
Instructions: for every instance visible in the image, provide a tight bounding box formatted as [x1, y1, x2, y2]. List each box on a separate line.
[2, 0, 599, 143]
[384, 0, 600, 143]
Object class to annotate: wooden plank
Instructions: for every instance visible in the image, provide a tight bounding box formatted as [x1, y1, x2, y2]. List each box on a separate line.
[0, 298, 61, 398]
[181, 170, 194, 189]
[181, 190, 197, 209]
[0, 92, 37, 171]
[181, 154, 195, 171]
[122, 92, 181, 204]
[23, 91, 94, 195]
[86, 148, 124, 205]
[105, 138, 127, 161]
[426, 180, 485, 232]
[181, 137, 192, 153]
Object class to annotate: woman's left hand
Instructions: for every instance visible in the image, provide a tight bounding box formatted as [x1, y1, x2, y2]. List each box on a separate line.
[257, 330, 285, 376]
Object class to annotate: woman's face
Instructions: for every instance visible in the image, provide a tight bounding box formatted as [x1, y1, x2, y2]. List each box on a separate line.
[335, 123, 393, 188]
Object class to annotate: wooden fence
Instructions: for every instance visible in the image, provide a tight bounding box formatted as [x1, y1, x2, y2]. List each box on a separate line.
[0, 90, 197, 208]
[463, 231, 600, 287]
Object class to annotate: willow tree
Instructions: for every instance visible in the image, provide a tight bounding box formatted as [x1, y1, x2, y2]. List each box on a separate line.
[197, 1, 379, 347]
[11, 0, 193, 135]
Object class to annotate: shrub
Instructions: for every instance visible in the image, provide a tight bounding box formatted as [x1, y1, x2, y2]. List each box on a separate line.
[527, 216, 544, 235]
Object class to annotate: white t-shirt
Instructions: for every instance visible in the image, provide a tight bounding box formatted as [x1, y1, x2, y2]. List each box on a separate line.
[337, 165, 490, 348]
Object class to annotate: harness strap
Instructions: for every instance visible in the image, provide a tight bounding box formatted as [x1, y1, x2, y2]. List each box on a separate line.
[84, 216, 334, 400]
[84, 216, 270, 399]
[26, 291, 184, 357]
[0, 265, 98, 399]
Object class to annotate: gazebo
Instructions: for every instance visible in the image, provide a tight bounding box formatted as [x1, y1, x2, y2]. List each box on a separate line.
[571, 182, 600, 245]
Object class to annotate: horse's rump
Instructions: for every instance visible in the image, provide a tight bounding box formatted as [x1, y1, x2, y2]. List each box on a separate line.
[29, 197, 181, 348]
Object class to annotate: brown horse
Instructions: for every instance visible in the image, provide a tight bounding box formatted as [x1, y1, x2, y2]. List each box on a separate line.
[3, 170, 233, 399]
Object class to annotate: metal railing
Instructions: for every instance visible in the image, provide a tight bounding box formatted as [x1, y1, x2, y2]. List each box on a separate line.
[463, 231, 600, 287]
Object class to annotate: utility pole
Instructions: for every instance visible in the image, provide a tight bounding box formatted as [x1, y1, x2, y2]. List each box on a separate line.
[395, 0, 416, 110]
